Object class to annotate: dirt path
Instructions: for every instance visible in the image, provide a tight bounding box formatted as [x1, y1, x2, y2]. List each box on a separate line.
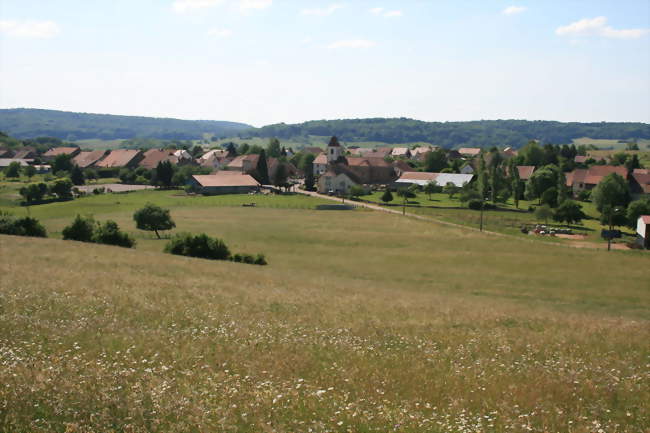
[299, 190, 631, 251]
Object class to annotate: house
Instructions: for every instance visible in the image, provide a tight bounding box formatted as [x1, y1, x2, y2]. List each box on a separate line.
[317, 165, 361, 194]
[502, 147, 518, 158]
[198, 149, 230, 170]
[574, 155, 588, 164]
[630, 171, 650, 196]
[345, 157, 397, 185]
[72, 150, 109, 168]
[226, 154, 260, 174]
[458, 148, 481, 158]
[394, 172, 474, 188]
[517, 166, 536, 181]
[173, 149, 193, 163]
[139, 149, 180, 169]
[0, 148, 12, 158]
[268, 158, 298, 183]
[391, 147, 411, 159]
[313, 153, 328, 176]
[446, 150, 463, 160]
[565, 165, 628, 193]
[0, 158, 34, 168]
[190, 172, 259, 195]
[42, 147, 81, 160]
[12, 147, 38, 159]
[636, 215, 650, 249]
[392, 160, 415, 177]
[95, 149, 143, 169]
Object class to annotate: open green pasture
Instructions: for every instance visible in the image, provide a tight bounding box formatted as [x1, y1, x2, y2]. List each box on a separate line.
[363, 191, 631, 243]
[1, 188, 649, 432]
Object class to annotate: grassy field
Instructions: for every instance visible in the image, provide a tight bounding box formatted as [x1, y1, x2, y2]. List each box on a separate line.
[73, 138, 128, 150]
[1, 187, 650, 432]
[362, 191, 633, 244]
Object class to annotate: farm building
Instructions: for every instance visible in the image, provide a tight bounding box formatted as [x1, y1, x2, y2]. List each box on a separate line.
[630, 170, 650, 196]
[0, 158, 34, 168]
[139, 149, 180, 169]
[391, 147, 411, 158]
[636, 215, 650, 249]
[12, 147, 38, 159]
[458, 148, 481, 158]
[72, 150, 109, 168]
[395, 172, 474, 188]
[42, 147, 81, 160]
[226, 154, 259, 174]
[95, 149, 143, 168]
[190, 173, 259, 195]
[565, 165, 627, 193]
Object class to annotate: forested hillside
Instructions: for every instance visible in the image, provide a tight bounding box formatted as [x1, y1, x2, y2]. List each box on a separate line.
[244, 118, 650, 148]
[0, 109, 252, 141]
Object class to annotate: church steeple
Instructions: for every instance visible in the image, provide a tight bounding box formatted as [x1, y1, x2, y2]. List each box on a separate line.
[327, 136, 342, 163]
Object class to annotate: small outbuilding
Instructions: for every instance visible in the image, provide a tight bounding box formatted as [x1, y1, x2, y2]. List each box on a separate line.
[637, 215, 650, 249]
[190, 173, 259, 195]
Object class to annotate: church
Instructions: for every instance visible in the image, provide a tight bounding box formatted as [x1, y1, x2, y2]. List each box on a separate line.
[316, 137, 398, 194]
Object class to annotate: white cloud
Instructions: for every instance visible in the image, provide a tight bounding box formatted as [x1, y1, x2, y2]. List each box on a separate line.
[207, 27, 232, 38]
[556, 16, 649, 39]
[501, 6, 526, 15]
[327, 39, 376, 49]
[172, 0, 270, 14]
[369, 7, 402, 18]
[0, 20, 60, 39]
[238, 0, 272, 11]
[302, 4, 344, 16]
[383, 10, 402, 18]
[172, 0, 223, 13]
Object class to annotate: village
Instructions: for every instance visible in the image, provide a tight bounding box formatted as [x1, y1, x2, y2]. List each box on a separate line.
[1, 134, 649, 249]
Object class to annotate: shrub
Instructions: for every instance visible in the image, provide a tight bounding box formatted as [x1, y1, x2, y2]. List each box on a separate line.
[94, 220, 135, 248]
[164, 233, 230, 261]
[468, 200, 494, 210]
[0, 213, 47, 237]
[62, 215, 95, 242]
[254, 253, 267, 266]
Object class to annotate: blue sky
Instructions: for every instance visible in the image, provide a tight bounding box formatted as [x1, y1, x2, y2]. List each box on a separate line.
[1, 0, 649, 126]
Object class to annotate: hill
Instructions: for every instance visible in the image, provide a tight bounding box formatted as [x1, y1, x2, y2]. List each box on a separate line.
[243, 118, 650, 149]
[1, 189, 649, 431]
[0, 108, 252, 141]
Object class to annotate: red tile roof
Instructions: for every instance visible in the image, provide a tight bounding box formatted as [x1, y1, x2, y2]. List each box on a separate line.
[641, 215, 650, 224]
[192, 173, 259, 187]
[73, 150, 108, 168]
[95, 149, 142, 168]
[43, 147, 79, 157]
[517, 165, 535, 181]
[566, 166, 627, 187]
[458, 147, 481, 156]
[139, 149, 179, 169]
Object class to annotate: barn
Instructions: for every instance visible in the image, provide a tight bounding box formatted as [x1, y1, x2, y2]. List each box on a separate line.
[637, 215, 650, 249]
[190, 173, 259, 195]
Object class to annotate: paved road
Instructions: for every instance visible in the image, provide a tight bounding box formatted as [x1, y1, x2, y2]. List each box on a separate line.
[299, 189, 633, 250]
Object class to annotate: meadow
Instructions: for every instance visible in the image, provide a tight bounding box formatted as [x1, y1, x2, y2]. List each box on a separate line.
[1, 188, 649, 433]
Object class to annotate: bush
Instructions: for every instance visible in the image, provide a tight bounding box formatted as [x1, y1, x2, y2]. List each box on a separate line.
[0, 213, 47, 237]
[164, 233, 230, 261]
[468, 200, 495, 210]
[62, 215, 95, 242]
[254, 253, 267, 266]
[93, 220, 135, 248]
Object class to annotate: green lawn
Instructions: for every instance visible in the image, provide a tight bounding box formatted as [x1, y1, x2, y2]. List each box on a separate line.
[362, 190, 634, 244]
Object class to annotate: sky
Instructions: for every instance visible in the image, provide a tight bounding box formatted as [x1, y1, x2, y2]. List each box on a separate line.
[1, 0, 649, 127]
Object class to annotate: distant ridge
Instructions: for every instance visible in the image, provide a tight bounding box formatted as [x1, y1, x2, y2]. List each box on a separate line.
[1, 109, 649, 149]
[0, 108, 253, 141]
[244, 118, 650, 149]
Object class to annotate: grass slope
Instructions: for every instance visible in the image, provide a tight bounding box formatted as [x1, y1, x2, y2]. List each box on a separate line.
[1, 192, 649, 432]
